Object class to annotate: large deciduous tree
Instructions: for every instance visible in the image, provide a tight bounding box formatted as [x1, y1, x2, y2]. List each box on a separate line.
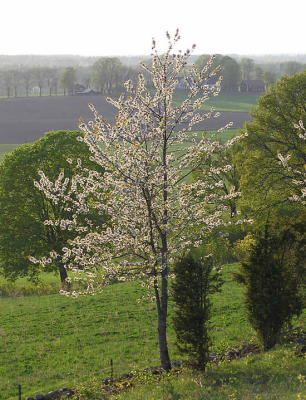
[91, 57, 124, 94]
[60, 67, 76, 95]
[34, 31, 245, 370]
[0, 131, 104, 283]
[278, 120, 306, 205]
[237, 71, 306, 219]
[240, 58, 254, 80]
[195, 54, 240, 92]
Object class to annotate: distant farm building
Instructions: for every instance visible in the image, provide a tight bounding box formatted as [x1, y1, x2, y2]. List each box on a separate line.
[240, 80, 265, 93]
[74, 84, 101, 95]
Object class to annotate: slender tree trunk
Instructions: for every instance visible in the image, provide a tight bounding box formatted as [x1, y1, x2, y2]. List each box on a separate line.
[157, 305, 171, 370]
[59, 263, 68, 283]
[155, 273, 171, 370]
[155, 244, 171, 370]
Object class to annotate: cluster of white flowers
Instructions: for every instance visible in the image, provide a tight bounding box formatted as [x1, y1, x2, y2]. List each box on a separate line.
[32, 31, 248, 298]
[278, 120, 306, 204]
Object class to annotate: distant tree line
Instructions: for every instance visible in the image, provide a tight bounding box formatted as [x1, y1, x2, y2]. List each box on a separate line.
[0, 54, 305, 98]
[0, 58, 139, 98]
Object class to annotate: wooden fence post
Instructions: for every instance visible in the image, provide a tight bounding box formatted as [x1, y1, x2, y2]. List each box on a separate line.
[110, 358, 113, 381]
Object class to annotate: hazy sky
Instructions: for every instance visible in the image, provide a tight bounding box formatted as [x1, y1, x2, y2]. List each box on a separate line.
[1, 0, 305, 56]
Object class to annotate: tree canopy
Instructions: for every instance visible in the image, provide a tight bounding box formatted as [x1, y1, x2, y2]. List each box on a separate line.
[195, 54, 241, 92]
[236, 71, 306, 220]
[0, 130, 105, 283]
[91, 57, 124, 94]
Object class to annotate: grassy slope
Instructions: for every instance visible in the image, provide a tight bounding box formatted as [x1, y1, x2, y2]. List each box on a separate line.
[114, 348, 306, 400]
[1, 264, 305, 400]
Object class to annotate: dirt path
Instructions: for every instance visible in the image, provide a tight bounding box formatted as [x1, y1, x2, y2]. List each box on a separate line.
[0, 96, 252, 144]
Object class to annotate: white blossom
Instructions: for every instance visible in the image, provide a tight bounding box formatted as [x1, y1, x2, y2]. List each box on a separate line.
[278, 121, 306, 205]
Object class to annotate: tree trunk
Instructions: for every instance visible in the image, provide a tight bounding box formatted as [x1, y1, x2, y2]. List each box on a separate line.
[155, 249, 171, 371]
[230, 202, 237, 218]
[157, 306, 171, 370]
[59, 263, 68, 283]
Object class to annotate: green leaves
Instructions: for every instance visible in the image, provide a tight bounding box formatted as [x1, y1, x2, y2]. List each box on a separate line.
[0, 130, 103, 282]
[236, 71, 306, 222]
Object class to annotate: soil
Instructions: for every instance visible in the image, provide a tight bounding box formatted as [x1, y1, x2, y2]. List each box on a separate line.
[0, 95, 252, 144]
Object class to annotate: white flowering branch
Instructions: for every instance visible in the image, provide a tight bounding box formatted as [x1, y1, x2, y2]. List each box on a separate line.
[33, 30, 247, 370]
[278, 120, 306, 204]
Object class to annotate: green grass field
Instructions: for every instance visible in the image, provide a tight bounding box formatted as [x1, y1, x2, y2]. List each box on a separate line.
[1, 264, 305, 399]
[173, 91, 260, 112]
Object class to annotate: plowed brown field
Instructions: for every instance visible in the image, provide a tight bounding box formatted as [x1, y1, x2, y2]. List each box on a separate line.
[0, 95, 252, 144]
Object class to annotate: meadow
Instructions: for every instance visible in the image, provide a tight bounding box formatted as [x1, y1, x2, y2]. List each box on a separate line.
[172, 91, 260, 112]
[0, 264, 305, 399]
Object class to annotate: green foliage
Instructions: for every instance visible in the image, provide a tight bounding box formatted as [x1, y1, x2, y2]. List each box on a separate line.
[263, 71, 276, 89]
[0, 130, 105, 283]
[195, 54, 241, 92]
[236, 71, 306, 221]
[91, 57, 125, 94]
[200, 231, 234, 266]
[60, 67, 76, 95]
[0, 144, 19, 162]
[193, 144, 241, 220]
[172, 252, 223, 370]
[233, 228, 303, 350]
[233, 233, 257, 264]
[240, 58, 255, 80]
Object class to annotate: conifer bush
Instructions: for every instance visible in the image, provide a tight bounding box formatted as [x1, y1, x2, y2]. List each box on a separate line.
[233, 228, 303, 350]
[172, 252, 223, 370]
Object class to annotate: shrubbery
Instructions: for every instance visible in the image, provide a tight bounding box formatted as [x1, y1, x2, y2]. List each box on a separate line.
[233, 227, 303, 350]
[172, 252, 223, 370]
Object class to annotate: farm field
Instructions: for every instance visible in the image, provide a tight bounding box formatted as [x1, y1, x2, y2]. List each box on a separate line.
[0, 93, 253, 144]
[0, 129, 241, 166]
[173, 91, 260, 112]
[0, 264, 305, 399]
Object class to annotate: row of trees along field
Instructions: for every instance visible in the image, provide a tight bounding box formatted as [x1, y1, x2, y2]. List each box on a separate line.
[0, 60, 139, 98]
[0, 53, 305, 98]
[0, 32, 305, 373]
